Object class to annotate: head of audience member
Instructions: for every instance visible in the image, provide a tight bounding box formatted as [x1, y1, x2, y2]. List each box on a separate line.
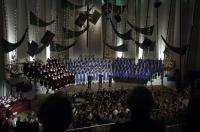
[37, 92, 72, 132]
[126, 86, 154, 119]
[184, 94, 200, 132]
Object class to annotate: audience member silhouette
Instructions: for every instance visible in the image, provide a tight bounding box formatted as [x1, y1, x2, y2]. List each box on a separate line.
[183, 89, 200, 132]
[37, 92, 72, 132]
[110, 86, 165, 132]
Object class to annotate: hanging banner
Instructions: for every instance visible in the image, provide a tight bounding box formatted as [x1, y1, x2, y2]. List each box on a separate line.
[110, 19, 133, 40]
[154, 1, 162, 8]
[61, 0, 85, 9]
[2, 28, 28, 53]
[101, 0, 126, 7]
[161, 35, 188, 55]
[127, 20, 154, 36]
[40, 30, 55, 46]
[101, 0, 107, 5]
[27, 41, 46, 57]
[50, 41, 77, 52]
[89, 10, 102, 25]
[104, 41, 128, 52]
[63, 26, 89, 39]
[135, 38, 155, 49]
[30, 11, 55, 27]
[75, 6, 94, 27]
[116, 0, 127, 6]
[163, 48, 176, 70]
[101, 0, 126, 15]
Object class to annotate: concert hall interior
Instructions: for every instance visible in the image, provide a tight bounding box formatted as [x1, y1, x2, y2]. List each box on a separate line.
[0, 0, 200, 132]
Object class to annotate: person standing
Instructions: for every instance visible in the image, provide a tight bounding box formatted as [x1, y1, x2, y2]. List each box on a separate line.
[98, 73, 103, 89]
[87, 72, 92, 89]
[108, 71, 113, 88]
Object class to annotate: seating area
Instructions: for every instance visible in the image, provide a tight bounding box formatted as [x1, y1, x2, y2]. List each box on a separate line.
[0, 111, 39, 132]
[9, 99, 31, 113]
[0, 84, 191, 132]
[70, 87, 189, 129]
[0, 95, 30, 116]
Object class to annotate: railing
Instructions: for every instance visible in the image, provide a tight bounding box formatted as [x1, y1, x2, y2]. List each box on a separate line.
[66, 122, 185, 132]
[66, 123, 115, 132]
[5, 63, 24, 74]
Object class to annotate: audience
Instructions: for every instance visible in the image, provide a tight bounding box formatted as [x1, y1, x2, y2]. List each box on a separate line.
[71, 89, 129, 128]
[0, 86, 190, 131]
[0, 95, 22, 109]
[14, 113, 39, 132]
[110, 86, 165, 132]
[70, 86, 189, 130]
[183, 89, 200, 132]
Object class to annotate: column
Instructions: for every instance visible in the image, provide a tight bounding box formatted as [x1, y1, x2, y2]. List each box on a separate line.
[0, 0, 6, 96]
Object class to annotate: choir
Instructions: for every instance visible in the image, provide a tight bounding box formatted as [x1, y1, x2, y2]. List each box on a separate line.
[23, 55, 164, 91]
[23, 57, 75, 90]
[112, 58, 164, 83]
[64, 55, 112, 85]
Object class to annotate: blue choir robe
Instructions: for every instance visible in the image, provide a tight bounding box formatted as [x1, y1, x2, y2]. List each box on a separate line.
[131, 72, 135, 79]
[104, 71, 108, 81]
[113, 71, 119, 77]
[77, 73, 81, 84]
[95, 72, 99, 81]
[145, 71, 151, 80]
[123, 71, 128, 78]
[81, 72, 85, 84]
[85, 72, 88, 82]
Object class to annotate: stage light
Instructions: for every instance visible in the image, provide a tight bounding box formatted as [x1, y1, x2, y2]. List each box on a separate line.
[116, 39, 123, 58]
[46, 46, 50, 59]
[138, 37, 144, 59]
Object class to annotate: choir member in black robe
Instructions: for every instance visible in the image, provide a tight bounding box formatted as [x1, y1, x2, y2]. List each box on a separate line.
[98, 73, 103, 89]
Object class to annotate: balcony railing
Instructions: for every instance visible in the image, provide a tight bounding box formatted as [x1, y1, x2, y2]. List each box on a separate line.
[66, 122, 184, 132]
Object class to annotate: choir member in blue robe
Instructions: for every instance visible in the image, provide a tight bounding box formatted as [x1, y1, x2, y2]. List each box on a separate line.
[104, 70, 108, 81]
[81, 70, 85, 85]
